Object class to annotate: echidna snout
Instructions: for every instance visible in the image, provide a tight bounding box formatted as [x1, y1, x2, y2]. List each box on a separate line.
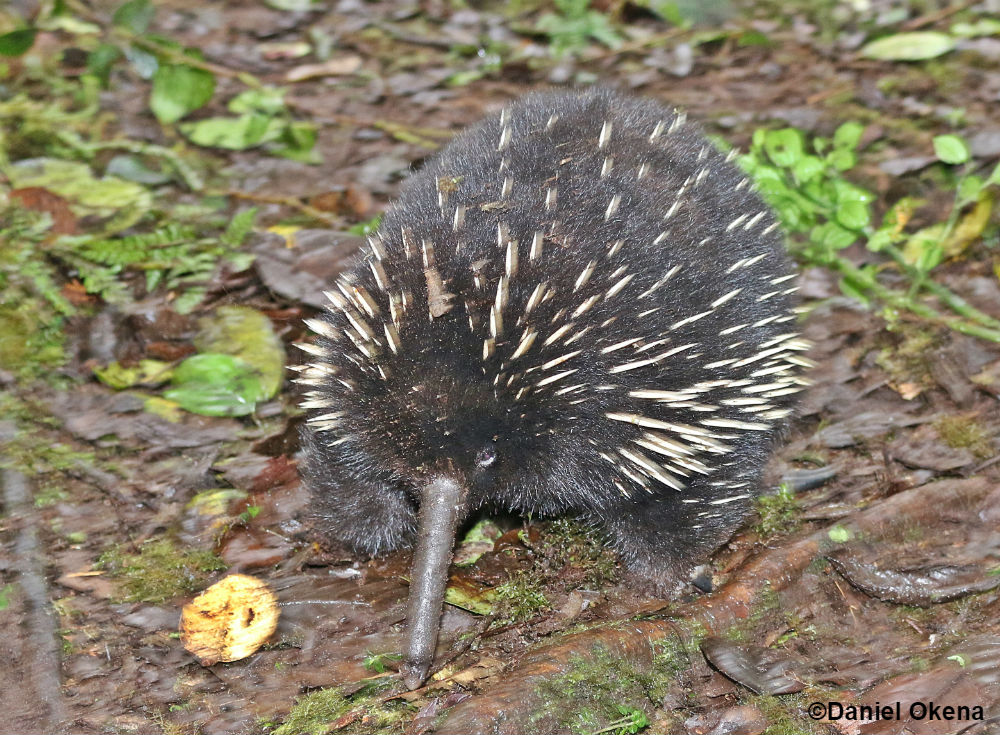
[297, 88, 809, 689]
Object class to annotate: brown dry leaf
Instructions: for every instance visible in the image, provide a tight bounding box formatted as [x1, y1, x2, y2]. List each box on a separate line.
[180, 573, 279, 665]
[285, 55, 363, 82]
[11, 186, 78, 234]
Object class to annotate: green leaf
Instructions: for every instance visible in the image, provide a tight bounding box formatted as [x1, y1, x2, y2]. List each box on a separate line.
[584, 12, 623, 49]
[164, 353, 266, 417]
[188, 488, 249, 516]
[956, 174, 983, 206]
[221, 208, 258, 247]
[932, 134, 970, 165]
[792, 155, 824, 184]
[0, 583, 14, 610]
[0, 28, 38, 57]
[171, 287, 207, 315]
[950, 19, 1000, 38]
[835, 200, 870, 230]
[827, 524, 852, 543]
[454, 519, 501, 567]
[832, 121, 864, 151]
[264, 0, 317, 9]
[649, 2, 690, 27]
[811, 221, 857, 251]
[987, 161, 1000, 187]
[903, 223, 947, 272]
[8, 158, 152, 232]
[112, 0, 155, 34]
[826, 147, 856, 172]
[860, 31, 955, 61]
[150, 64, 216, 124]
[763, 129, 804, 168]
[180, 113, 280, 149]
[272, 121, 320, 162]
[347, 214, 382, 236]
[105, 155, 172, 185]
[228, 87, 287, 115]
[87, 43, 123, 85]
[123, 44, 158, 79]
[94, 359, 172, 389]
[194, 306, 285, 399]
[866, 228, 893, 253]
[443, 580, 497, 615]
[834, 180, 875, 206]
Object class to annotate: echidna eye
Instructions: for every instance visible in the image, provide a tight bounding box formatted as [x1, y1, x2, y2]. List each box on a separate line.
[475, 446, 496, 468]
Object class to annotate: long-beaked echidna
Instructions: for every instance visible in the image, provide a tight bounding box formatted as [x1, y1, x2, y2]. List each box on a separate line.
[296, 88, 810, 689]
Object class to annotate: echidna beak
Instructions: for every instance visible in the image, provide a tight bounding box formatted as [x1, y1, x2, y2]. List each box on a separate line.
[401, 474, 469, 690]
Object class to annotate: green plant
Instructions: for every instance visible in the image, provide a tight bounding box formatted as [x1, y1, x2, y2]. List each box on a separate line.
[493, 570, 551, 623]
[97, 538, 226, 603]
[741, 125, 1000, 342]
[588, 707, 649, 735]
[536, 0, 623, 57]
[755, 483, 801, 538]
[271, 685, 413, 735]
[4, 0, 316, 161]
[532, 642, 675, 734]
[55, 210, 255, 314]
[362, 650, 402, 674]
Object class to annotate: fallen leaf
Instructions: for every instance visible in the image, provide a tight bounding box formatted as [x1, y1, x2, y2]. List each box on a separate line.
[180, 573, 280, 665]
[861, 31, 955, 61]
[285, 55, 362, 82]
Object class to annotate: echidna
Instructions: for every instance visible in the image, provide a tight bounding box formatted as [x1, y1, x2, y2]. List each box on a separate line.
[296, 88, 809, 689]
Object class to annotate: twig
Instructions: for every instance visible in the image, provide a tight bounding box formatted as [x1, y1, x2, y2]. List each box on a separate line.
[901, 0, 977, 31]
[587, 27, 686, 61]
[210, 189, 342, 227]
[372, 22, 456, 50]
[1, 464, 68, 730]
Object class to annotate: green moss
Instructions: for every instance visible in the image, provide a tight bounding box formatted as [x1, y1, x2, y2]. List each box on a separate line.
[875, 327, 941, 392]
[0, 203, 69, 377]
[33, 483, 69, 507]
[97, 538, 226, 603]
[271, 684, 412, 735]
[755, 484, 801, 539]
[272, 688, 348, 735]
[493, 570, 551, 624]
[725, 582, 783, 642]
[0, 416, 103, 507]
[649, 633, 699, 699]
[531, 637, 692, 734]
[752, 692, 825, 735]
[934, 415, 994, 459]
[542, 518, 619, 586]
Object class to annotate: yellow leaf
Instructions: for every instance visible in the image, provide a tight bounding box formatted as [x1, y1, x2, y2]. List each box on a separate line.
[943, 190, 994, 258]
[181, 574, 279, 665]
[266, 224, 301, 247]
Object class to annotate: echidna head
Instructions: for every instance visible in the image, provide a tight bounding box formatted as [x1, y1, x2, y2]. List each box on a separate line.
[303, 326, 570, 513]
[375, 356, 520, 493]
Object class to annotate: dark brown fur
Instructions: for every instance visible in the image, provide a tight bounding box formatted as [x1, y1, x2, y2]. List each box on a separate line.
[299, 88, 806, 589]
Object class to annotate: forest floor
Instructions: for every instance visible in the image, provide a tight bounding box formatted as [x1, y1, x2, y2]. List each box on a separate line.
[2, 0, 1000, 733]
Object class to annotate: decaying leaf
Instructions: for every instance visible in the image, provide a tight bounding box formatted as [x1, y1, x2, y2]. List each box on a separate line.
[180, 573, 279, 665]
